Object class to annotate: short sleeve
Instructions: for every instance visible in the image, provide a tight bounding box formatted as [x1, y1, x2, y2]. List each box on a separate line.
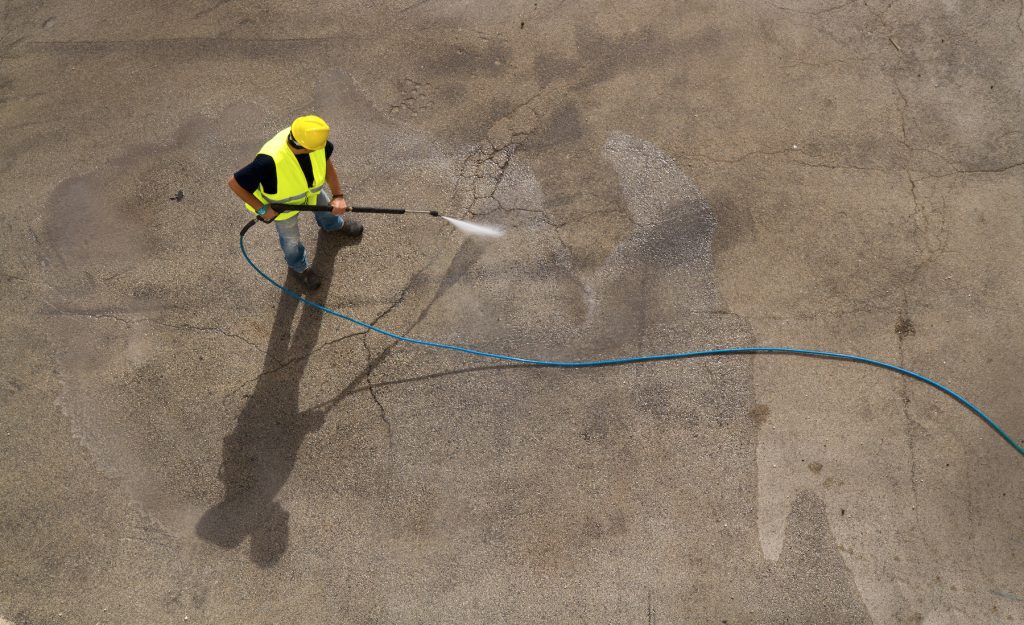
[233, 155, 277, 194]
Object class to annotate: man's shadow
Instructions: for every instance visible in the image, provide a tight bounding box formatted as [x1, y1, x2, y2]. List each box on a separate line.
[196, 227, 356, 566]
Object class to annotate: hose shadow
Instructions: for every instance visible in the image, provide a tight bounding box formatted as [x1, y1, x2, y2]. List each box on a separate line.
[196, 228, 358, 567]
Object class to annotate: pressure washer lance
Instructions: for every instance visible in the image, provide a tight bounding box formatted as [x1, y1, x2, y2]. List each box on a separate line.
[241, 203, 503, 238]
[268, 204, 440, 219]
[240, 204, 439, 236]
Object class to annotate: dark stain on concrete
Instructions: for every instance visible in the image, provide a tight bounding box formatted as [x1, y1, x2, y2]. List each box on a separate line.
[895, 315, 916, 338]
[750, 403, 770, 425]
[43, 173, 154, 271]
[432, 38, 512, 78]
[710, 194, 757, 255]
[532, 51, 579, 87]
[0, 76, 15, 106]
[575, 22, 721, 90]
[581, 409, 608, 441]
[533, 100, 584, 148]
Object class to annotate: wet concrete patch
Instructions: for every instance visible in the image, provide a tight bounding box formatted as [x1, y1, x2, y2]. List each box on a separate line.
[42, 173, 154, 271]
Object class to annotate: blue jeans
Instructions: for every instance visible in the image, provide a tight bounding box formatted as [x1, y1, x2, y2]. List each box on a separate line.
[274, 191, 344, 273]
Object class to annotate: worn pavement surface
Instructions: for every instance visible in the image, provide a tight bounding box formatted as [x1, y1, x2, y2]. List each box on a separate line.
[1, 1, 1022, 623]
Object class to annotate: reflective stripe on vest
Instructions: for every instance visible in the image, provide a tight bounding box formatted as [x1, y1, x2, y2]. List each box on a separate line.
[244, 128, 328, 221]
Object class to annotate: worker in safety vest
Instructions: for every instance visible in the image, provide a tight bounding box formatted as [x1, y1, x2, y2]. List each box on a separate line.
[228, 115, 362, 290]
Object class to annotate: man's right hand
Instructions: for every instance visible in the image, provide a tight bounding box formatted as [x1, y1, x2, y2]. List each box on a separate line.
[258, 207, 278, 222]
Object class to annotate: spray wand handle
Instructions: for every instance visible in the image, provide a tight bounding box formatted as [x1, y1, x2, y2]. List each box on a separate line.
[352, 206, 441, 217]
[268, 203, 403, 214]
[268, 204, 437, 216]
[349, 206, 406, 214]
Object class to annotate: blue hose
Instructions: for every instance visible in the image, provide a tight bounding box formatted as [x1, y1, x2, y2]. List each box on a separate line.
[240, 222, 1023, 458]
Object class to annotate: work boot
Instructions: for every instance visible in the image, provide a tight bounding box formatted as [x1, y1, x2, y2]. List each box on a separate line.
[338, 219, 363, 237]
[290, 268, 321, 290]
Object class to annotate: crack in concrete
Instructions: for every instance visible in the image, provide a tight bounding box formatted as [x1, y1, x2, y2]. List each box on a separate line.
[510, 204, 567, 227]
[456, 139, 519, 217]
[891, 58, 1023, 179]
[895, 287, 933, 563]
[681, 147, 905, 176]
[452, 90, 554, 219]
[193, 0, 234, 18]
[360, 331, 393, 445]
[765, 0, 860, 15]
[44, 305, 135, 327]
[905, 173, 950, 268]
[300, 244, 449, 440]
[42, 299, 276, 356]
[399, 0, 434, 14]
[224, 224, 452, 429]
[390, 78, 435, 116]
[290, 233, 478, 437]
[883, 74, 957, 297]
[221, 330, 366, 402]
[907, 171, 924, 247]
[920, 161, 1024, 179]
[887, 65, 965, 565]
[682, 141, 1021, 179]
[746, 305, 902, 321]
[1, 272, 58, 291]
[220, 331, 368, 403]
[680, 148, 798, 166]
[24, 36, 342, 48]
[785, 158, 892, 173]
[1018, 0, 1024, 39]
[781, 56, 872, 70]
[893, 79, 913, 153]
[148, 320, 264, 353]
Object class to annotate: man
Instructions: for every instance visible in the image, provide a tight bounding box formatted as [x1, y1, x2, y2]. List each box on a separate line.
[228, 115, 362, 290]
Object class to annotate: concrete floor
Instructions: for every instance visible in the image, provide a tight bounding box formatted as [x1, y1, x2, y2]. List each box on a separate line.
[1, 1, 1022, 623]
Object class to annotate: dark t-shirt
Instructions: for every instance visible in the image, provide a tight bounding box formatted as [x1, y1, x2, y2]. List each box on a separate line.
[234, 141, 334, 194]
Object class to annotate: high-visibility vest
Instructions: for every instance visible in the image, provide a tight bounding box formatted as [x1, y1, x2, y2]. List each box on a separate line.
[244, 127, 327, 221]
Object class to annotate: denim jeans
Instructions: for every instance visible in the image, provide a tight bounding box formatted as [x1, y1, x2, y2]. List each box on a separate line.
[273, 191, 344, 273]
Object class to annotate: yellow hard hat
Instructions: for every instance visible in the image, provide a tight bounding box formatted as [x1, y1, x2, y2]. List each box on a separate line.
[290, 115, 330, 150]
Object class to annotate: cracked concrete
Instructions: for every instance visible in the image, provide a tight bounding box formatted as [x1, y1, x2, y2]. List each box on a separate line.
[1, 1, 1022, 624]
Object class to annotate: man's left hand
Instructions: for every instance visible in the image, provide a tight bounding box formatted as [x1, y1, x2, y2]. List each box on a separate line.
[330, 196, 349, 215]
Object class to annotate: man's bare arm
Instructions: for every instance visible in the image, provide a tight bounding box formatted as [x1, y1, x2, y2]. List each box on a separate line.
[228, 175, 277, 219]
[325, 160, 349, 215]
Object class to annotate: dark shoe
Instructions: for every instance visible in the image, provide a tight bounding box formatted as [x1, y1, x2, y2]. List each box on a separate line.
[290, 268, 321, 290]
[339, 219, 363, 237]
